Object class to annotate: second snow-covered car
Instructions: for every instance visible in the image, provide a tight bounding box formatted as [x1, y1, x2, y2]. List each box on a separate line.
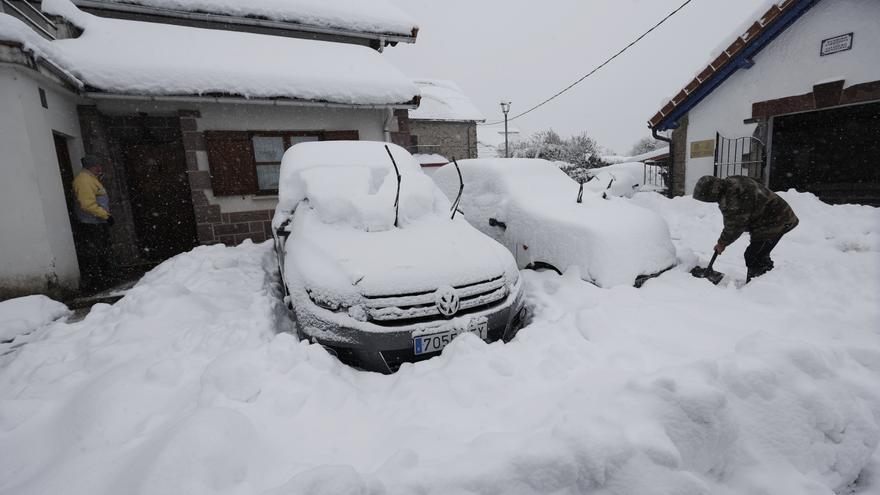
[433, 158, 676, 288]
[272, 141, 526, 373]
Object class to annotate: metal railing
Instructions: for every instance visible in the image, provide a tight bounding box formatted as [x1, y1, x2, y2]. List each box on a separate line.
[714, 132, 765, 180]
[643, 160, 668, 192]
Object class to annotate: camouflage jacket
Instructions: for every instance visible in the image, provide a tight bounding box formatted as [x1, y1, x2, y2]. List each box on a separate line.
[716, 176, 799, 246]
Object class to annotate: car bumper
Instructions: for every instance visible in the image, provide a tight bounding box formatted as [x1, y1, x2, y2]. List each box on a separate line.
[289, 280, 527, 373]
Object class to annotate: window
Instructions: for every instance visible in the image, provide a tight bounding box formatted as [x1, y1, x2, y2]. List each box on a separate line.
[205, 130, 359, 197]
[251, 133, 320, 193]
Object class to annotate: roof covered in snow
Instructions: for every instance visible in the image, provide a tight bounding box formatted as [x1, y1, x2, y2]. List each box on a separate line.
[70, 0, 419, 39]
[649, 0, 818, 131]
[409, 79, 485, 122]
[1, 1, 419, 105]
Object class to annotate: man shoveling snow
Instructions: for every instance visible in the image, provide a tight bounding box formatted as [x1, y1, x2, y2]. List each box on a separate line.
[693, 175, 799, 283]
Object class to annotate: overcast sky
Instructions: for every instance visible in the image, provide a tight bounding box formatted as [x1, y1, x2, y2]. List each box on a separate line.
[385, 0, 771, 154]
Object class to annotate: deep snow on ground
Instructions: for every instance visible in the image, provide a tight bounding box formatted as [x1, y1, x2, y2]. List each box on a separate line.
[1, 192, 879, 495]
[0, 295, 69, 342]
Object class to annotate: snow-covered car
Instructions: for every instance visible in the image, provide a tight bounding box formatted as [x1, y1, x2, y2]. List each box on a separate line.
[272, 142, 526, 373]
[432, 159, 677, 288]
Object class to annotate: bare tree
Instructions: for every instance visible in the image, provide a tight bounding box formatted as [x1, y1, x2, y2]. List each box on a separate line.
[628, 137, 666, 156]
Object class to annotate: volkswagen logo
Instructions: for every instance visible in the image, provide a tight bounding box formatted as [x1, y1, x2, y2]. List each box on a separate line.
[435, 286, 460, 317]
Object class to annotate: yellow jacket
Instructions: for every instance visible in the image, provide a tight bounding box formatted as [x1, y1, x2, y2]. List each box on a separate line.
[73, 169, 110, 222]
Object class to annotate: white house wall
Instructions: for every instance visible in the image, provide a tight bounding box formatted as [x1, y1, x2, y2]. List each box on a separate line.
[0, 66, 83, 297]
[683, 0, 880, 193]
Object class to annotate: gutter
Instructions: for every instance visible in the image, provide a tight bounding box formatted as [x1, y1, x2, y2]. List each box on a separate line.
[82, 92, 419, 110]
[0, 43, 84, 90]
[652, 127, 674, 198]
[70, 0, 417, 44]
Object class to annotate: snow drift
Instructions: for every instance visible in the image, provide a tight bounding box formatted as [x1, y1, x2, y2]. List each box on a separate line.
[0, 192, 878, 495]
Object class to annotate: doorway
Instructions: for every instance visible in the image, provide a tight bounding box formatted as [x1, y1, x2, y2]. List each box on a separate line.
[53, 132, 77, 224]
[120, 137, 198, 262]
[770, 101, 880, 205]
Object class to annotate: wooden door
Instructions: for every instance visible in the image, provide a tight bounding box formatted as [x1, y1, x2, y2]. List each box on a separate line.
[122, 140, 198, 261]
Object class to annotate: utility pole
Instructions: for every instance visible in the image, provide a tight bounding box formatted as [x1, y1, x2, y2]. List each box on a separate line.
[500, 101, 511, 158]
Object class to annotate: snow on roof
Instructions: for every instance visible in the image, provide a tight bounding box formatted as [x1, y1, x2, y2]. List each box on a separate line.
[627, 147, 670, 163]
[275, 141, 441, 231]
[409, 79, 485, 122]
[649, 0, 815, 130]
[72, 0, 419, 38]
[11, 0, 418, 104]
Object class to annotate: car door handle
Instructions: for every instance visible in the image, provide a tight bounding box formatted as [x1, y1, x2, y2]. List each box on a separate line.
[488, 218, 507, 230]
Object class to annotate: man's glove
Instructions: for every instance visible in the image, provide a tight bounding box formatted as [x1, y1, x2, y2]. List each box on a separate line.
[714, 242, 726, 254]
[106, 215, 115, 226]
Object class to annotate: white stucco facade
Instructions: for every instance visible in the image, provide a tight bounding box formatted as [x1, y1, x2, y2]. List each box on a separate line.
[0, 65, 84, 297]
[681, 0, 880, 193]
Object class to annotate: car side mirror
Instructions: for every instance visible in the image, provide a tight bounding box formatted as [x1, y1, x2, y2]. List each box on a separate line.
[276, 218, 292, 238]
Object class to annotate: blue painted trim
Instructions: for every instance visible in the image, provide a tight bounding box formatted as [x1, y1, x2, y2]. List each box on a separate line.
[655, 0, 822, 132]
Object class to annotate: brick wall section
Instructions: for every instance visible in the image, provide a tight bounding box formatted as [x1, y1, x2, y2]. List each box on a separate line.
[671, 114, 689, 197]
[409, 120, 478, 160]
[179, 110, 272, 246]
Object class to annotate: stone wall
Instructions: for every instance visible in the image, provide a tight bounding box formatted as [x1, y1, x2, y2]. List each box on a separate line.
[179, 111, 273, 246]
[409, 120, 478, 160]
[671, 114, 689, 197]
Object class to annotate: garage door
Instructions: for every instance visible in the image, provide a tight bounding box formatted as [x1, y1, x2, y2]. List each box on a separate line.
[769, 101, 880, 206]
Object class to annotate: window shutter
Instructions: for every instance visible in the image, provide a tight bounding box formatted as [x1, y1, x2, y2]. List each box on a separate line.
[205, 131, 258, 196]
[322, 130, 360, 141]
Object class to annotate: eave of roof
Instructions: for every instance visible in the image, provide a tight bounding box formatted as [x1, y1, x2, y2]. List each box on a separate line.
[648, 0, 820, 132]
[69, 0, 418, 44]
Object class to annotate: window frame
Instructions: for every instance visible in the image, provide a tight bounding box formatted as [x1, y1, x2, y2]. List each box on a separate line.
[250, 131, 324, 195]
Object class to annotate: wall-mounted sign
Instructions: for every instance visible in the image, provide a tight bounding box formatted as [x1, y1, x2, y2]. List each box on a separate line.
[690, 139, 715, 159]
[820, 33, 853, 56]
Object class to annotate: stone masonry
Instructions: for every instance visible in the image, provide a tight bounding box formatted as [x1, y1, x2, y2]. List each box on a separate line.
[179, 110, 273, 246]
[409, 120, 478, 160]
[671, 114, 688, 197]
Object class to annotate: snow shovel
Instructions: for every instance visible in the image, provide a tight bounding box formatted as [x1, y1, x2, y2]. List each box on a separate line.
[690, 251, 724, 285]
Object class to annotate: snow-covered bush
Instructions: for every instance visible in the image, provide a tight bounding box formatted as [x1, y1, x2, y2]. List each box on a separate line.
[503, 129, 608, 170]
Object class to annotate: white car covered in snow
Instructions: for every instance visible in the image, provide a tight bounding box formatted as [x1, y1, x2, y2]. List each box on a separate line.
[433, 159, 677, 288]
[272, 142, 526, 373]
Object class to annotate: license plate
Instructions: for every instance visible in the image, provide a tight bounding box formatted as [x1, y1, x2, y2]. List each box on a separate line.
[413, 318, 488, 356]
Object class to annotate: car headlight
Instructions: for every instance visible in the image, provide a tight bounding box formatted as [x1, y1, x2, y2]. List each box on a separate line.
[307, 290, 346, 312]
[307, 290, 369, 322]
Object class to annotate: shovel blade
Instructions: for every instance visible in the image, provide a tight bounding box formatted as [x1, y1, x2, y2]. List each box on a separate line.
[691, 266, 725, 285]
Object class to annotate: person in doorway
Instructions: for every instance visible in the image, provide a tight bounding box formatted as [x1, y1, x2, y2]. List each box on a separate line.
[693, 175, 799, 283]
[73, 155, 114, 292]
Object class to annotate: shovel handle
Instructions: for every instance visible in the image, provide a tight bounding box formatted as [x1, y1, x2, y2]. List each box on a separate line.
[706, 251, 718, 270]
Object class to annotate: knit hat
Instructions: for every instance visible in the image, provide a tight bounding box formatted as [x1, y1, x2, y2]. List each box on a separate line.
[81, 155, 105, 169]
[693, 176, 724, 202]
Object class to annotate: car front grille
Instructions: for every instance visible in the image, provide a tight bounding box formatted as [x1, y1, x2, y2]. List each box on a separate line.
[363, 275, 507, 326]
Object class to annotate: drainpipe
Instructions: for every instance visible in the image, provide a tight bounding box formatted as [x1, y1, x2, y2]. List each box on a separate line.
[652, 127, 674, 198]
[383, 108, 394, 143]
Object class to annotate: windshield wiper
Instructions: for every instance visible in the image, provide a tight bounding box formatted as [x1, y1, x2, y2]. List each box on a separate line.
[450, 157, 464, 220]
[384, 145, 402, 228]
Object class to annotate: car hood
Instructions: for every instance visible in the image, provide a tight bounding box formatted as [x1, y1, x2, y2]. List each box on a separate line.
[284, 208, 516, 302]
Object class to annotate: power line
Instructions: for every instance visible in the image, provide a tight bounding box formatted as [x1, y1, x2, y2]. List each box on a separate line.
[481, 0, 695, 126]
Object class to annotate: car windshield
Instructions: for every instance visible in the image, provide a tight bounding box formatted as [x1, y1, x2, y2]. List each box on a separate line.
[276, 141, 450, 231]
